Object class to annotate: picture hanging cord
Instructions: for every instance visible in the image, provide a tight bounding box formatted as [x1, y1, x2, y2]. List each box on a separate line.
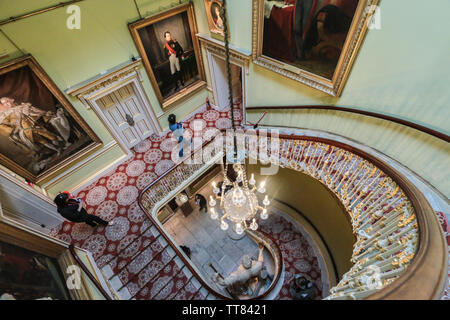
[133, 0, 143, 20]
[0, 28, 25, 55]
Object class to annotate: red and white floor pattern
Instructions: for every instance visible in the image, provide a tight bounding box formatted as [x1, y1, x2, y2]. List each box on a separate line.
[436, 211, 450, 300]
[259, 213, 323, 299]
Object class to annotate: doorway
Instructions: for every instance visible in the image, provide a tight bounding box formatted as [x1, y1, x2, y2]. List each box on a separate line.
[95, 82, 158, 150]
[209, 54, 243, 110]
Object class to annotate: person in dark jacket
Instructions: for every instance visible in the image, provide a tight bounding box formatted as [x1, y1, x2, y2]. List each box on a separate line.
[195, 193, 207, 213]
[180, 245, 191, 258]
[54, 192, 113, 227]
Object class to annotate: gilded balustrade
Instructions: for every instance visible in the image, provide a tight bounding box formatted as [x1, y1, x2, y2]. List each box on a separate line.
[273, 138, 420, 299]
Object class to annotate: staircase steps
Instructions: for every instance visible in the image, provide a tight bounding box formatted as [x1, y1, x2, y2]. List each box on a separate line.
[136, 257, 190, 300]
[172, 276, 204, 300]
[108, 227, 161, 278]
[115, 238, 171, 294]
[99, 222, 157, 269]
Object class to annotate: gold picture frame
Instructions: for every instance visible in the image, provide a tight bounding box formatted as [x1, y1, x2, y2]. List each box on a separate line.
[129, 3, 206, 109]
[203, 0, 229, 41]
[252, 0, 379, 96]
[0, 55, 102, 184]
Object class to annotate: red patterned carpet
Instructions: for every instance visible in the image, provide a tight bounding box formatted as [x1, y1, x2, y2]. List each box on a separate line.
[259, 213, 323, 299]
[436, 211, 450, 300]
[50, 102, 270, 300]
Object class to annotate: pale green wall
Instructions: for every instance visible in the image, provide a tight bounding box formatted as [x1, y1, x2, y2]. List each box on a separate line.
[0, 0, 208, 193]
[74, 247, 107, 300]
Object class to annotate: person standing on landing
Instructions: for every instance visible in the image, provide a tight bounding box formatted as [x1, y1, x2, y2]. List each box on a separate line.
[54, 192, 113, 227]
[168, 113, 189, 158]
[195, 193, 207, 213]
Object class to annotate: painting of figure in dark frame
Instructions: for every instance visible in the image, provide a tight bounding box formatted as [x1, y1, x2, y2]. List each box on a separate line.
[263, 0, 359, 80]
[0, 55, 101, 183]
[129, 4, 205, 108]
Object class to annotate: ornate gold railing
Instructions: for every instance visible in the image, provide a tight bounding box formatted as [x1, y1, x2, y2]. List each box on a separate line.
[268, 133, 447, 299]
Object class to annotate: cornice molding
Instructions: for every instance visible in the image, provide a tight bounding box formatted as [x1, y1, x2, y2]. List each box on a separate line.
[66, 59, 143, 98]
[197, 33, 251, 64]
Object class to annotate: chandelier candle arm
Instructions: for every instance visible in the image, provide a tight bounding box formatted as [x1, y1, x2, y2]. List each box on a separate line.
[209, 195, 216, 207]
[257, 181, 266, 193]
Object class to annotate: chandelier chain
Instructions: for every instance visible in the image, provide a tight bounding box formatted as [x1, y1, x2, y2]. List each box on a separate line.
[220, 0, 235, 133]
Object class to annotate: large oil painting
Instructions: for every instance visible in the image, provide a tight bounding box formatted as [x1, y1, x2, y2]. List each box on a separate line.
[253, 0, 379, 96]
[129, 3, 206, 109]
[0, 240, 69, 300]
[0, 55, 101, 183]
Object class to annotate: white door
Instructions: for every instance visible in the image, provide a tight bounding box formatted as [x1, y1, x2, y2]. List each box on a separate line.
[211, 55, 242, 108]
[96, 83, 155, 149]
[211, 55, 229, 108]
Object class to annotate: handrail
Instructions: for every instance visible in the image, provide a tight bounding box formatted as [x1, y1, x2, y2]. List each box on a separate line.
[68, 244, 113, 300]
[261, 131, 447, 299]
[142, 129, 225, 190]
[138, 134, 232, 300]
[245, 229, 284, 300]
[245, 105, 450, 143]
[273, 198, 340, 283]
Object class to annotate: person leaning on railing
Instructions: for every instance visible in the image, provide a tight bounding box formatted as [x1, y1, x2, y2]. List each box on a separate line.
[54, 191, 114, 227]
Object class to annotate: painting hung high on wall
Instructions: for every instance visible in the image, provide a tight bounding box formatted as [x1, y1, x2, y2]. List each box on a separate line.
[0, 55, 101, 183]
[129, 3, 206, 109]
[203, 0, 227, 40]
[252, 0, 379, 96]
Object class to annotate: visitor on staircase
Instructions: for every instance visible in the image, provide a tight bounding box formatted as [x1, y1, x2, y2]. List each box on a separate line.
[168, 113, 189, 158]
[54, 192, 113, 227]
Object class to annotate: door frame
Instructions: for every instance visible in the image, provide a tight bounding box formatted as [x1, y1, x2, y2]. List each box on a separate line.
[68, 60, 162, 155]
[198, 34, 251, 123]
[206, 49, 247, 112]
[96, 81, 148, 150]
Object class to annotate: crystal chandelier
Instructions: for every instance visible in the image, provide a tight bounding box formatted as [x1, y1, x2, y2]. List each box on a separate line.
[208, 163, 270, 235]
[206, 0, 271, 235]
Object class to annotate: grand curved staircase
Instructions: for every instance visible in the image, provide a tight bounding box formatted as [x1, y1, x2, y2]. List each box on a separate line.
[55, 106, 448, 300]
